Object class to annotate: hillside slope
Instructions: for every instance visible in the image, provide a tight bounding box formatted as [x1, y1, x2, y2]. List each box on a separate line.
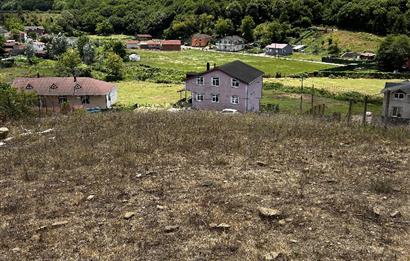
[0, 112, 409, 260]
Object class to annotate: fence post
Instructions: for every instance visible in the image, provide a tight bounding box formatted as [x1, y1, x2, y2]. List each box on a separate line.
[362, 96, 368, 125]
[347, 100, 353, 125]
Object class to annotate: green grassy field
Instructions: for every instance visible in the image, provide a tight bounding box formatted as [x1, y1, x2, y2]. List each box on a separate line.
[116, 81, 182, 107]
[0, 60, 58, 83]
[135, 49, 336, 76]
[299, 30, 384, 54]
[266, 77, 399, 96]
[115, 80, 382, 115]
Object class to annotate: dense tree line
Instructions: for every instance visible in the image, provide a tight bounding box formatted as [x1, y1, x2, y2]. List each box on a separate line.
[3, 0, 410, 40]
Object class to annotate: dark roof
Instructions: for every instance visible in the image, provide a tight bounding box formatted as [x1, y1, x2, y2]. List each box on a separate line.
[12, 77, 116, 96]
[383, 81, 410, 94]
[187, 60, 264, 84]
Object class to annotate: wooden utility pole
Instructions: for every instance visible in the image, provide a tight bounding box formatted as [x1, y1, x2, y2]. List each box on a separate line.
[311, 84, 314, 113]
[300, 75, 304, 113]
[347, 100, 353, 125]
[362, 96, 368, 125]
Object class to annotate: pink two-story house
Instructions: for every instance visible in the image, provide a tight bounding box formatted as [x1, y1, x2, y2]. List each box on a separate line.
[185, 60, 264, 113]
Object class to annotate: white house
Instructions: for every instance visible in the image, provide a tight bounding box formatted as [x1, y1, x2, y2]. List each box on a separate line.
[129, 53, 141, 62]
[216, 36, 245, 52]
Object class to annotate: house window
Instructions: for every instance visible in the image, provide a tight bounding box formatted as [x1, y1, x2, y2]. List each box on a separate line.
[394, 93, 405, 100]
[195, 93, 204, 102]
[50, 83, 58, 89]
[26, 84, 33, 90]
[231, 78, 240, 88]
[58, 96, 67, 104]
[212, 94, 219, 103]
[196, 76, 204, 85]
[392, 107, 402, 117]
[212, 77, 220, 87]
[81, 95, 90, 104]
[231, 96, 239, 104]
[74, 84, 82, 90]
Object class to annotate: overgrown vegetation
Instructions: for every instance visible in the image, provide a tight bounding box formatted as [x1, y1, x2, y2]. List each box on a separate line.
[0, 112, 409, 260]
[0, 82, 37, 122]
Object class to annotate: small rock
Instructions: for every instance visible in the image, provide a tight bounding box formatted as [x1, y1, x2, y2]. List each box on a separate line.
[38, 128, 54, 134]
[289, 239, 298, 244]
[263, 252, 288, 261]
[256, 161, 267, 167]
[3, 137, 13, 142]
[156, 205, 166, 210]
[0, 142, 5, 147]
[164, 225, 179, 233]
[11, 247, 20, 253]
[86, 195, 95, 201]
[209, 223, 231, 230]
[273, 169, 281, 173]
[37, 225, 47, 231]
[31, 234, 40, 242]
[258, 207, 282, 219]
[136, 174, 143, 178]
[278, 219, 286, 225]
[124, 212, 136, 219]
[52, 221, 68, 227]
[390, 210, 401, 218]
[372, 206, 382, 216]
[0, 127, 9, 140]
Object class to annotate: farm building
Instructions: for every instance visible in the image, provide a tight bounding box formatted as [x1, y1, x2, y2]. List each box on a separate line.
[191, 34, 212, 47]
[341, 52, 361, 60]
[359, 52, 376, 60]
[382, 81, 410, 120]
[136, 34, 153, 41]
[24, 26, 45, 37]
[139, 40, 161, 50]
[160, 40, 182, 51]
[126, 40, 140, 49]
[185, 60, 264, 113]
[12, 77, 117, 111]
[216, 36, 245, 52]
[265, 43, 293, 56]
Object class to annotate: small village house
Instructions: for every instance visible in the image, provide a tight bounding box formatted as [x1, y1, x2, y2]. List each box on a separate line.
[265, 43, 293, 56]
[185, 60, 264, 113]
[139, 40, 161, 50]
[126, 40, 140, 49]
[382, 81, 410, 120]
[12, 77, 117, 112]
[191, 34, 212, 47]
[216, 36, 245, 52]
[3, 40, 26, 56]
[24, 26, 45, 37]
[129, 53, 141, 62]
[359, 52, 376, 61]
[136, 34, 153, 41]
[160, 40, 182, 51]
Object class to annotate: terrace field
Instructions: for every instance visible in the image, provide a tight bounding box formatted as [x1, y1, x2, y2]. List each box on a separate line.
[1, 112, 409, 260]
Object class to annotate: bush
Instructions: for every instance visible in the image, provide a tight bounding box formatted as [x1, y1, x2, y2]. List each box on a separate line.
[0, 83, 38, 122]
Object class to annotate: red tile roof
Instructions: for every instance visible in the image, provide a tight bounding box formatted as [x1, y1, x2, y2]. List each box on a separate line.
[12, 77, 116, 96]
[161, 40, 182, 45]
[126, 40, 140, 44]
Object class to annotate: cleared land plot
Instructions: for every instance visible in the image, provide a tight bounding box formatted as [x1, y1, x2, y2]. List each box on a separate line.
[135, 49, 336, 76]
[116, 81, 181, 107]
[1, 112, 409, 260]
[266, 78, 401, 96]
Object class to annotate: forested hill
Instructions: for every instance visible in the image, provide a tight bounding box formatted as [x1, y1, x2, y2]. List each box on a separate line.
[2, 0, 410, 38]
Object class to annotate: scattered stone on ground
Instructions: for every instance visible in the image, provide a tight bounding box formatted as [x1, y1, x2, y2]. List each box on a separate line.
[52, 221, 69, 228]
[123, 212, 136, 219]
[263, 252, 288, 261]
[0, 142, 5, 147]
[209, 223, 231, 230]
[390, 210, 401, 218]
[164, 225, 179, 233]
[258, 207, 282, 218]
[278, 219, 286, 225]
[11, 247, 20, 253]
[372, 206, 382, 216]
[37, 128, 54, 134]
[0, 127, 9, 140]
[87, 195, 95, 201]
[156, 205, 166, 210]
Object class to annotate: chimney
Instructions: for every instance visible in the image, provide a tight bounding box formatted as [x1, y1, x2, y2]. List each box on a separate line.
[74, 76, 77, 82]
[206, 62, 210, 71]
[214, 63, 216, 68]
[37, 72, 40, 78]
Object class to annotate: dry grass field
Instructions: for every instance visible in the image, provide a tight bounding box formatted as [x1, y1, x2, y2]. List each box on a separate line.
[0, 112, 409, 260]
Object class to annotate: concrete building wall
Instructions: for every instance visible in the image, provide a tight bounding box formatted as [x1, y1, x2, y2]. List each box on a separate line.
[186, 71, 262, 113]
[383, 92, 410, 119]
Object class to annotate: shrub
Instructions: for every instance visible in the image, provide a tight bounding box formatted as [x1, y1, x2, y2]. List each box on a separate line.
[0, 83, 37, 122]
